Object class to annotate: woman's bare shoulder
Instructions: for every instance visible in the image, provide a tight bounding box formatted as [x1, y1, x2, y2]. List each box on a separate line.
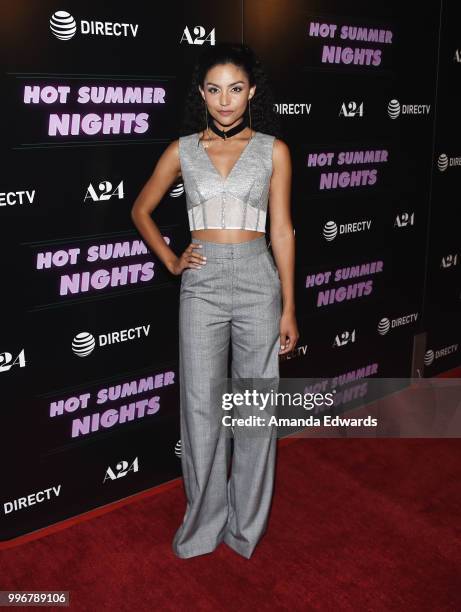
[272, 137, 291, 168]
[159, 138, 180, 165]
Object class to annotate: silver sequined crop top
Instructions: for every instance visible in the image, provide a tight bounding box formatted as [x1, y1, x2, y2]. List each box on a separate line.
[178, 130, 275, 232]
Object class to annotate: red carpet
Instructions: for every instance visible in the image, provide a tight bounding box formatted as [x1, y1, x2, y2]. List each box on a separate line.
[1, 437, 461, 610]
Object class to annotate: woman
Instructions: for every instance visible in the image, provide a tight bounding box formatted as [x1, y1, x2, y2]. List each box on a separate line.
[131, 42, 298, 559]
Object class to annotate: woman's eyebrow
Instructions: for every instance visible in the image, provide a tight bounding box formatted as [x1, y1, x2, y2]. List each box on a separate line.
[205, 80, 245, 87]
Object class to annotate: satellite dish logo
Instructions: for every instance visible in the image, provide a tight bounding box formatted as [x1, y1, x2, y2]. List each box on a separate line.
[72, 332, 96, 357]
[170, 183, 185, 198]
[377, 317, 390, 335]
[424, 349, 434, 366]
[387, 99, 401, 119]
[174, 440, 182, 458]
[323, 220, 338, 241]
[49, 11, 77, 40]
[437, 153, 449, 172]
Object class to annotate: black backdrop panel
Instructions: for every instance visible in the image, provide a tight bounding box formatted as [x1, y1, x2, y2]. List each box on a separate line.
[1, 0, 242, 539]
[1, 1, 460, 540]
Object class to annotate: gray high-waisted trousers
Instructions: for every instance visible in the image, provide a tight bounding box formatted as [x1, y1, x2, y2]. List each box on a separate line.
[172, 234, 282, 560]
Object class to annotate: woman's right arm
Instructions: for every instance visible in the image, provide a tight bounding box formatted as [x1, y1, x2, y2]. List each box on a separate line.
[131, 139, 196, 276]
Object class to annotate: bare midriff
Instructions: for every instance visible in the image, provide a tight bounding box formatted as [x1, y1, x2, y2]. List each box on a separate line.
[191, 229, 265, 244]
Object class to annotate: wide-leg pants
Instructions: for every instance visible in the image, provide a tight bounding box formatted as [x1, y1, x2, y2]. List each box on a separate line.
[172, 234, 282, 559]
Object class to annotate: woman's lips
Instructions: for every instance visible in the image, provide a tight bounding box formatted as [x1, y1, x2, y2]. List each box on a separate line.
[218, 110, 233, 115]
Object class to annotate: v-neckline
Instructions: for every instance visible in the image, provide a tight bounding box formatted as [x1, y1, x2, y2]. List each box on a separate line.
[197, 130, 258, 184]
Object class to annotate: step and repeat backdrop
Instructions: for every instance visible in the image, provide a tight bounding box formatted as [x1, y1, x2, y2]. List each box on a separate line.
[1, 0, 459, 539]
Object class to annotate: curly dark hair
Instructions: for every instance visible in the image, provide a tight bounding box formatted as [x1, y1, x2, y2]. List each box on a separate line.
[179, 42, 282, 139]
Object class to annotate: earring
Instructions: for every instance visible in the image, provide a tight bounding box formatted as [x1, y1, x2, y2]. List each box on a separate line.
[202, 101, 212, 149]
[248, 97, 254, 139]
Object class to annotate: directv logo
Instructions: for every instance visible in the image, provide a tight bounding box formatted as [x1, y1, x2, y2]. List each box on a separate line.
[424, 343, 458, 367]
[377, 317, 390, 335]
[387, 98, 430, 118]
[437, 154, 449, 171]
[72, 332, 96, 357]
[377, 313, 418, 335]
[72, 324, 151, 357]
[436, 153, 461, 172]
[387, 99, 400, 119]
[49, 11, 77, 40]
[424, 350, 434, 366]
[49, 11, 139, 40]
[323, 220, 338, 241]
[170, 183, 185, 198]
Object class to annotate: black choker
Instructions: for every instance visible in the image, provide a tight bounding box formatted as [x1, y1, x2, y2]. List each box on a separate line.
[207, 115, 249, 140]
